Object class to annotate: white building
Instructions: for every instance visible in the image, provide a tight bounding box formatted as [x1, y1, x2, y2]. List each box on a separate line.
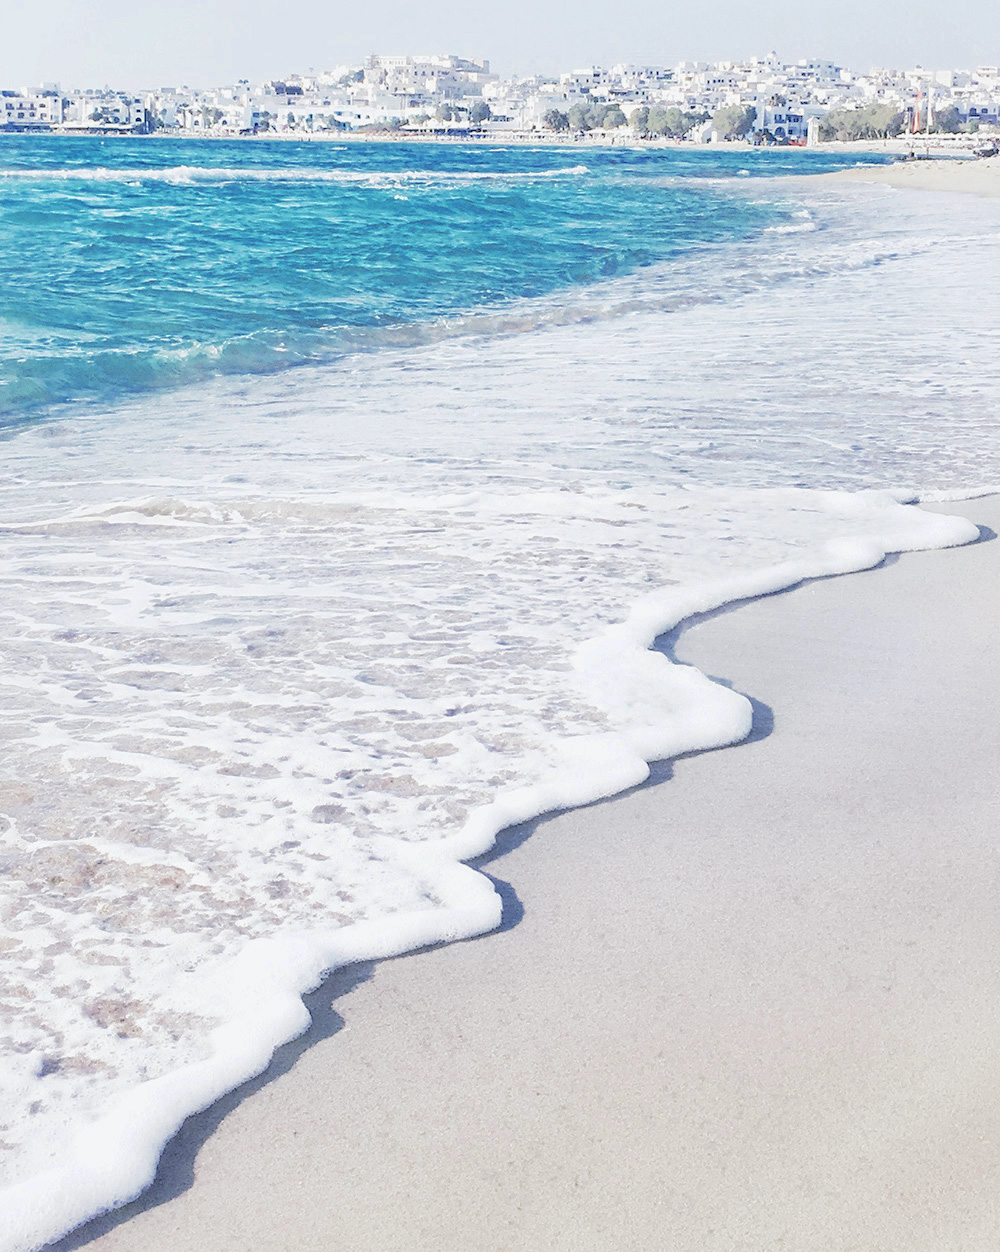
[0, 91, 63, 128]
[751, 101, 826, 142]
[62, 93, 145, 130]
[363, 54, 494, 102]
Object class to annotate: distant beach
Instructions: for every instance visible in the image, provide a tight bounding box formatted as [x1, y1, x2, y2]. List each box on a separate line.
[4, 129, 990, 156]
[823, 152, 1000, 195]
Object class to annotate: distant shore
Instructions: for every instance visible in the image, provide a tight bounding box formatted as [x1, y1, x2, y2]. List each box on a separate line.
[1, 128, 990, 157]
[822, 154, 1000, 197]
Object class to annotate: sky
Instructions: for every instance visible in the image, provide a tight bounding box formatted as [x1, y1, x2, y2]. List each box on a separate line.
[2, 0, 997, 90]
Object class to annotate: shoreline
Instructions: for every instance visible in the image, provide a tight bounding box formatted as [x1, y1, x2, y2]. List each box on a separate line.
[0, 129, 985, 156]
[49, 495, 1000, 1252]
[821, 154, 1000, 196]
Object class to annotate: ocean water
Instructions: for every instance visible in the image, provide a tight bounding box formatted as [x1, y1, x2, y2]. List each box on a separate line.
[2, 137, 1000, 1249]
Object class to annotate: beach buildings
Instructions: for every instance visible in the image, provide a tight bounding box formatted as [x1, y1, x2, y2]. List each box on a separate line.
[0, 89, 64, 129]
[1, 55, 999, 139]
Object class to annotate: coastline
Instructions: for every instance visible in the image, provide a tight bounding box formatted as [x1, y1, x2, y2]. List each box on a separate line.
[0, 129, 983, 156]
[52, 495, 1000, 1252]
[821, 154, 1000, 196]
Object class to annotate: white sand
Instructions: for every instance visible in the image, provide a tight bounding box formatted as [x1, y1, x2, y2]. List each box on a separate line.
[54, 498, 1000, 1251]
[826, 155, 1000, 196]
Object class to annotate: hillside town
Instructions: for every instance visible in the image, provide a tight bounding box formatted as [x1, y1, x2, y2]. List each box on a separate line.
[2, 52, 1000, 142]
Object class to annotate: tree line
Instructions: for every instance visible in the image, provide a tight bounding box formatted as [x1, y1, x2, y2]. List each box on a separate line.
[355, 96, 980, 140]
[816, 102, 977, 140]
[541, 98, 981, 141]
[542, 102, 757, 138]
[542, 102, 715, 135]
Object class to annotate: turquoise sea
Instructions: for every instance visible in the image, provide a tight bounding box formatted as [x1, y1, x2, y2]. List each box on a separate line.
[1, 137, 884, 423]
[4, 137, 1000, 1250]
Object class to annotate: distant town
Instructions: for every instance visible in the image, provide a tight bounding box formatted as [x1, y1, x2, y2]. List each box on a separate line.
[2, 53, 1000, 142]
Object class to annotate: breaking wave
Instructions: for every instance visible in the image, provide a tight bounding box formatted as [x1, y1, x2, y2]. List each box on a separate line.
[0, 163, 591, 185]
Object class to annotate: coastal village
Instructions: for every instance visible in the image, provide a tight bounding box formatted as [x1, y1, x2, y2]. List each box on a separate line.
[2, 52, 1000, 141]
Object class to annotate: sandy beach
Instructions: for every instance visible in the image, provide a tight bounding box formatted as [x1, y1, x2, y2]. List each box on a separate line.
[826, 154, 1000, 196]
[50, 495, 1000, 1251]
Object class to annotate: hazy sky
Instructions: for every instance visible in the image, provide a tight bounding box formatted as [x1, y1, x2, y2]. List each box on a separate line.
[2, 0, 997, 90]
